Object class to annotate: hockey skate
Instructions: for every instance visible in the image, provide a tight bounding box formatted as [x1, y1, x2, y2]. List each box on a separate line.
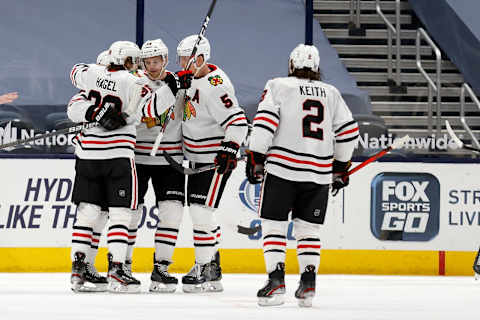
[206, 251, 223, 292]
[182, 263, 210, 293]
[150, 259, 178, 293]
[257, 262, 286, 306]
[108, 252, 133, 276]
[108, 261, 141, 293]
[71, 252, 108, 293]
[295, 265, 316, 307]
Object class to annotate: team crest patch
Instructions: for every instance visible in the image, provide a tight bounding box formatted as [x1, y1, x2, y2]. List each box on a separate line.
[183, 100, 197, 121]
[208, 75, 223, 86]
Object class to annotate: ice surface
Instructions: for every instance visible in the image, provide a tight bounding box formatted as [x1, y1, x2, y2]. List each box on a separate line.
[0, 273, 476, 320]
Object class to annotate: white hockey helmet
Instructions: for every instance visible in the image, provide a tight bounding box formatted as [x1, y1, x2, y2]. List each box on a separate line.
[140, 39, 168, 73]
[108, 41, 141, 66]
[288, 44, 320, 74]
[141, 39, 168, 59]
[96, 50, 111, 66]
[176, 34, 211, 65]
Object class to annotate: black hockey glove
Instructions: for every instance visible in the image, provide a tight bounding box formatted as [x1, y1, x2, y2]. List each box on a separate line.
[215, 141, 240, 174]
[331, 160, 352, 197]
[85, 102, 126, 131]
[164, 70, 193, 96]
[245, 150, 266, 184]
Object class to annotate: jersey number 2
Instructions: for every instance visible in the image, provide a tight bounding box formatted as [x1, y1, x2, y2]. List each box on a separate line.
[302, 99, 324, 140]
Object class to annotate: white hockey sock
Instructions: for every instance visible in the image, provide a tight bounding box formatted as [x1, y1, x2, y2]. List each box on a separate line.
[261, 219, 288, 273]
[190, 205, 216, 265]
[71, 203, 101, 261]
[87, 211, 108, 265]
[154, 226, 178, 262]
[154, 200, 183, 262]
[212, 225, 221, 261]
[125, 206, 142, 263]
[293, 218, 321, 272]
[71, 225, 92, 261]
[296, 238, 321, 272]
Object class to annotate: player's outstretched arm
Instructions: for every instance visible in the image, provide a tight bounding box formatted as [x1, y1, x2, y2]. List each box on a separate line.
[0, 92, 18, 104]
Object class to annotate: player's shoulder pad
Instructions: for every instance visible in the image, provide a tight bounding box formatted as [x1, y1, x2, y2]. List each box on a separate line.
[205, 64, 231, 88]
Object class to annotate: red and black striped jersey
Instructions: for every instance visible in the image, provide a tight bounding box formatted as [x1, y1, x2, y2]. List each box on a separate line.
[134, 70, 183, 166]
[67, 63, 142, 160]
[181, 64, 248, 164]
[249, 76, 359, 184]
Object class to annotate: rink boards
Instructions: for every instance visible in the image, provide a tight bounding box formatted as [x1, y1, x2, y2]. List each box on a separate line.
[0, 158, 478, 275]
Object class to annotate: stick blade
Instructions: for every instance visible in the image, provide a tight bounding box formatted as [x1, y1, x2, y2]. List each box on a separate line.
[237, 224, 261, 235]
[445, 120, 464, 148]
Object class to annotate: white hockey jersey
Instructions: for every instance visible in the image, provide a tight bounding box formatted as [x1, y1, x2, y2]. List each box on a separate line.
[67, 63, 142, 160]
[181, 64, 248, 163]
[249, 76, 359, 184]
[134, 70, 183, 166]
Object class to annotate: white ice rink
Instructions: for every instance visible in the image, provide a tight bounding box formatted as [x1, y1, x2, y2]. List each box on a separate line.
[0, 273, 476, 320]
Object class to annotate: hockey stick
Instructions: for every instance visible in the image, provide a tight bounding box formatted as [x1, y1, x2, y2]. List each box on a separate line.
[163, 150, 247, 175]
[342, 134, 411, 179]
[0, 122, 99, 150]
[150, 0, 218, 157]
[236, 135, 411, 235]
[445, 120, 480, 153]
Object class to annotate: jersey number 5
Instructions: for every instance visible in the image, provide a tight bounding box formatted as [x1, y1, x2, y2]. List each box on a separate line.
[302, 99, 324, 140]
[88, 90, 123, 113]
[220, 94, 233, 108]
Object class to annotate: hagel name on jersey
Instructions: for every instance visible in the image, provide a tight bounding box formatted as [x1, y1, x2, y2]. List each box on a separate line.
[96, 77, 117, 92]
[370, 172, 440, 241]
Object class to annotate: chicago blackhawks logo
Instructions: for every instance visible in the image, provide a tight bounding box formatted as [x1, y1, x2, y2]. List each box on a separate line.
[208, 75, 223, 86]
[183, 100, 197, 121]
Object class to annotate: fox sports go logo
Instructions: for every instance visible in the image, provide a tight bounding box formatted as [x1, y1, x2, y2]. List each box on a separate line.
[370, 172, 440, 241]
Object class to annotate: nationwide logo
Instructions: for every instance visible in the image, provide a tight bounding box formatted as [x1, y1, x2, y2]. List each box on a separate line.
[370, 172, 440, 241]
[0, 121, 74, 149]
[357, 133, 460, 151]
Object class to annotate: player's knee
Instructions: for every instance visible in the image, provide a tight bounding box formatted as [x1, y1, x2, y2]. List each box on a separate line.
[190, 204, 216, 232]
[261, 218, 289, 237]
[109, 207, 135, 226]
[293, 218, 321, 239]
[158, 200, 183, 228]
[76, 202, 102, 226]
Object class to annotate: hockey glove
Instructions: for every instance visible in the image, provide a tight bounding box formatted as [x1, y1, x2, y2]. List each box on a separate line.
[164, 70, 193, 96]
[215, 141, 240, 174]
[245, 150, 266, 184]
[85, 102, 126, 131]
[331, 160, 352, 197]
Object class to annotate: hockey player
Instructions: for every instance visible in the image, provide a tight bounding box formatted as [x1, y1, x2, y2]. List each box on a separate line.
[246, 44, 359, 307]
[68, 40, 148, 293]
[176, 35, 248, 292]
[132, 39, 186, 293]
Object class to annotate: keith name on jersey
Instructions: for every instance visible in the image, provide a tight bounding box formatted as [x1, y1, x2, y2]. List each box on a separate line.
[96, 77, 117, 92]
[299, 85, 326, 98]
